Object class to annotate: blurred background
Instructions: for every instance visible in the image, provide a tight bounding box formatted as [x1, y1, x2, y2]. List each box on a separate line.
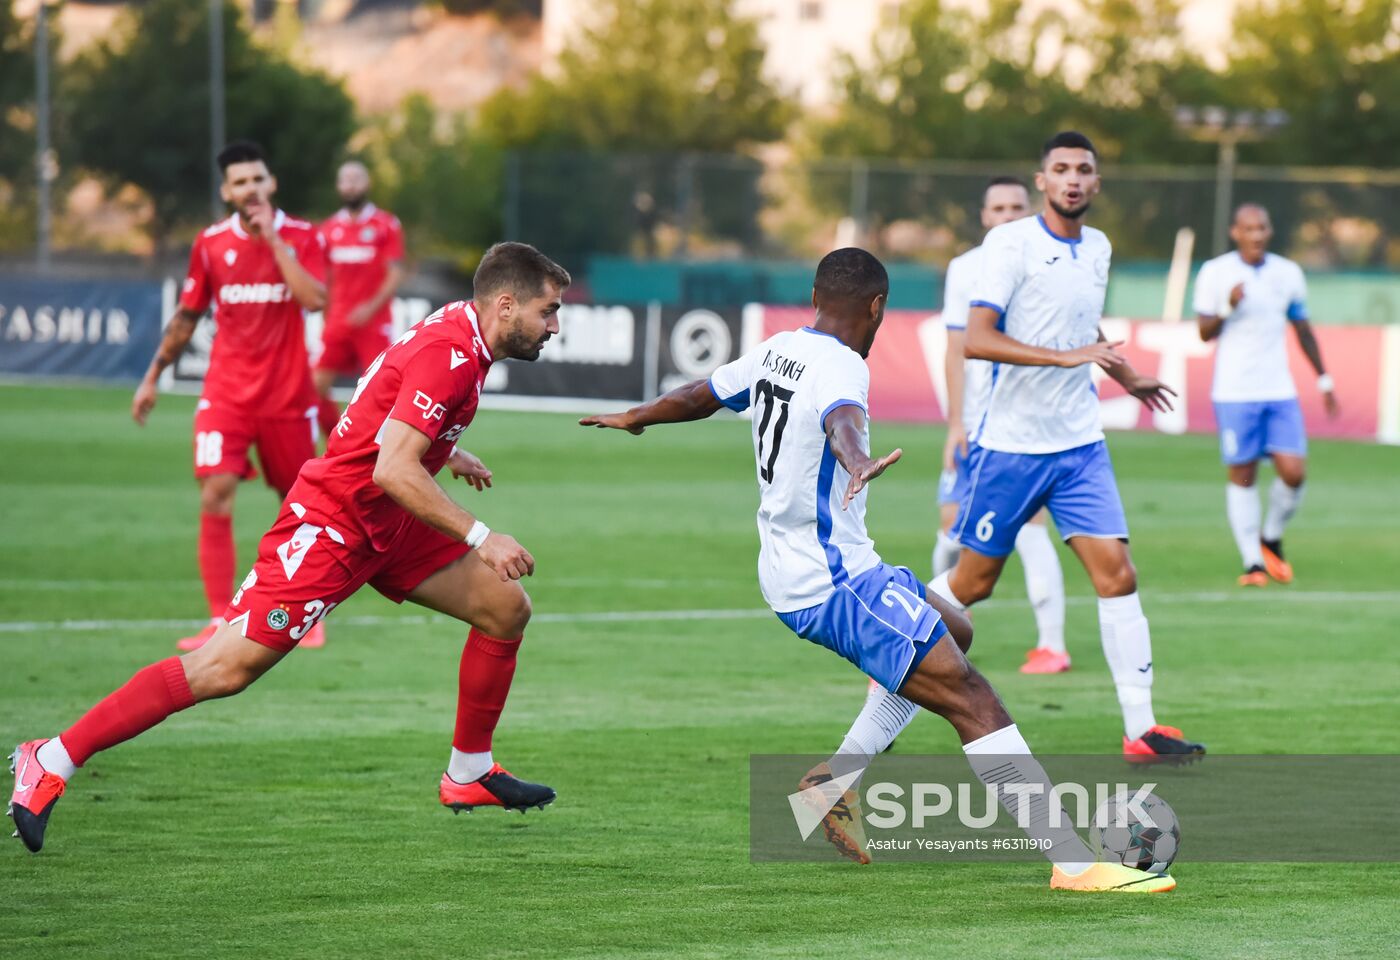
[1, 0, 1397, 437]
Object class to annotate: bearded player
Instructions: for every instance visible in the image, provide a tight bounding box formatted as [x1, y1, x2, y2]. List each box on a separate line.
[10, 242, 567, 854]
[314, 161, 405, 442]
[132, 141, 329, 652]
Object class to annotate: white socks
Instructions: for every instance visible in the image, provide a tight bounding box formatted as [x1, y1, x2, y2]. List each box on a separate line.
[446, 748, 494, 784]
[1014, 523, 1066, 653]
[36, 737, 77, 781]
[1263, 477, 1304, 542]
[963, 724, 1093, 872]
[932, 531, 962, 578]
[928, 571, 966, 611]
[1097, 593, 1156, 740]
[1226, 482, 1264, 568]
[829, 683, 919, 782]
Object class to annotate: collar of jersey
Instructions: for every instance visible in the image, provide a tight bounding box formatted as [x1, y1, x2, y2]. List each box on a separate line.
[228, 209, 285, 239]
[1234, 250, 1269, 272]
[1036, 215, 1083, 247]
[464, 301, 493, 363]
[801, 326, 843, 343]
[337, 203, 377, 223]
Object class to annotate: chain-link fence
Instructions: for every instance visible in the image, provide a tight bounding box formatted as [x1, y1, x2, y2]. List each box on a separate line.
[503, 152, 1400, 271]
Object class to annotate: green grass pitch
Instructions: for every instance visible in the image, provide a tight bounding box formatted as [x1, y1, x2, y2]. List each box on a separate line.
[2, 384, 1398, 958]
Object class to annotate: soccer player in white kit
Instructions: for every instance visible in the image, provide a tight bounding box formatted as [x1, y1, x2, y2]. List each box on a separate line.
[582, 248, 1176, 892]
[1193, 203, 1338, 586]
[939, 132, 1205, 761]
[937, 176, 1070, 674]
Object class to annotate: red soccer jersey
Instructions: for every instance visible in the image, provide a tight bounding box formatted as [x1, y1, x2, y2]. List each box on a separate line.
[291, 300, 493, 549]
[180, 211, 326, 415]
[320, 204, 404, 329]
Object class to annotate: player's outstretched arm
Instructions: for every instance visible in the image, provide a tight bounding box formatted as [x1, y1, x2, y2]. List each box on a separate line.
[374, 420, 533, 581]
[1095, 327, 1177, 413]
[943, 328, 968, 469]
[964, 306, 1124, 371]
[579, 378, 723, 435]
[826, 405, 902, 509]
[132, 306, 201, 425]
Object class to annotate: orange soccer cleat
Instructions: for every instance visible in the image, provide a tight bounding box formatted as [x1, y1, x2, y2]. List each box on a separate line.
[1020, 648, 1072, 674]
[176, 623, 218, 651]
[1237, 566, 1269, 588]
[1124, 725, 1206, 764]
[8, 740, 67, 853]
[1260, 540, 1294, 584]
[439, 764, 556, 814]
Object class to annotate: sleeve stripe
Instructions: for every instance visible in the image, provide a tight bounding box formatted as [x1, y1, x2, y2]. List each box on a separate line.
[969, 300, 1005, 316]
[708, 378, 750, 412]
[820, 398, 866, 430]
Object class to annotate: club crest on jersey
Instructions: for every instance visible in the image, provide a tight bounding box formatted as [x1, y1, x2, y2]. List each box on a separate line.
[360, 227, 375, 242]
[267, 608, 290, 630]
[224, 249, 237, 266]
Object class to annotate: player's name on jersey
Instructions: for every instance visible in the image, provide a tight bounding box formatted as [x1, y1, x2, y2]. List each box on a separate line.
[218, 282, 293, 305]
[760, 348, 807, 381]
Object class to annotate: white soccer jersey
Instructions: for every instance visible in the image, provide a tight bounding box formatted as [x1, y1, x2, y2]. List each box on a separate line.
[968, 215, 1112, 454]
[708, 327, 881, 613]
[941, 245, 994, 435]
[1192, 251, 1308, 403]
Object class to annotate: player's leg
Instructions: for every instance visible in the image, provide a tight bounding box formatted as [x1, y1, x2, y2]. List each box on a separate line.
[1260, 400, 1308, 583]
[9, 622, 286, 853]
[186, 403, 258, 650]
[898, 636, 1169, 890]
[313, 328, 357, 439]
[1216, 401, 1269, 585]
[377, 534, 554, 813]
[1015, 510, 1069, 673]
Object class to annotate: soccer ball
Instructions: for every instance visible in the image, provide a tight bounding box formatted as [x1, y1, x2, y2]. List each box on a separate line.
[1091, 790, 1180, 874]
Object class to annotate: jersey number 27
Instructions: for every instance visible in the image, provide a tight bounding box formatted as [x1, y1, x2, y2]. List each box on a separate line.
[754, 378, 793, 483]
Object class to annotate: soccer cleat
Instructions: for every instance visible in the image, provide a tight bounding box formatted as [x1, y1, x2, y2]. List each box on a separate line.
[1237, 565, 1268, 588]
[9, 740, 66, 853]
[176, 623, 218, 651]
[1020, 648, 1072, 674]
[1260, 540, 1294, 584]
[1124, 725, 1206, 765]
[439, 764, 555, 814]
[298, 622, 326, 649]
[797, 762, 872, 865]
[1051, 861, 1176, 893]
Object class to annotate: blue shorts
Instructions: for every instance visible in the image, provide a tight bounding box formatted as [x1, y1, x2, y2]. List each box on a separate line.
[776, 563, 948, 693]
[1213, 399, 1307, 465]
[953, 440, 1128, 558]
[937, 441, 977, 507]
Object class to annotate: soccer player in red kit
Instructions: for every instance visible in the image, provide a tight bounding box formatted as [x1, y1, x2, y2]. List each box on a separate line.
[131, 140, 329, 652]
[10, 242, 567, 853]
[313, 161, 405, 440]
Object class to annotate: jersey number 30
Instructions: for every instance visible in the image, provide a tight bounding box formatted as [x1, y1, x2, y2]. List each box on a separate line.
[754, 379, 793, 483]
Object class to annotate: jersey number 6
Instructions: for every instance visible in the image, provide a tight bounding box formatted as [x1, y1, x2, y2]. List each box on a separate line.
[754, 379, 794, 483]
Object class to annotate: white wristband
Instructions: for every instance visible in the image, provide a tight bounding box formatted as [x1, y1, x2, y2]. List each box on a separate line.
[1317, 373, 1334, 393]
[465, 520, 490, 549]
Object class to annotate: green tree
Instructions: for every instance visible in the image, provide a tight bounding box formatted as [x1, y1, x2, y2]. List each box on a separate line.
[61, 0, 355, 253]
[0, 2, 47, 252]
[1226, 0, 1400, 167]
[360, 95, 503, 265]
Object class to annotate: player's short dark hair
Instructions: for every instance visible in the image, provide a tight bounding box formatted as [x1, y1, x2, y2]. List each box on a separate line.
[217, 140, 269, 174]
[473, 242, 571, 303]
[813, 248, 889, 307]
[1041, 131, 1097, 161]
[983, 176, 1029, 202]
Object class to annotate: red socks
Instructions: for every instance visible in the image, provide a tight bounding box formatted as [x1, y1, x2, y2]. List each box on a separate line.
[62, 658, 195, 766]
[317, 396, 342, 440]
[453, 630, 521, 753]
[198, 513, 235, 618]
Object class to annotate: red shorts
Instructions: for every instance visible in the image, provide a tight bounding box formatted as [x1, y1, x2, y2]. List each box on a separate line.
[317, 318, 393, 377]
[223, 496, 472, 652]
[194, 400, 318, 496]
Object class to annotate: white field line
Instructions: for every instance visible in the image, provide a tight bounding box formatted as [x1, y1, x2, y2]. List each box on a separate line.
[0, 589, 1396, 635]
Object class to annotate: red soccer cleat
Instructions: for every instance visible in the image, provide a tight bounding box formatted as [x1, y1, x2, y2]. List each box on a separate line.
[1123, 725, 1206, 765]
[439, 764, 556, 814]
[176, 623, 218, 651]
[298, 622, 326, 649]
[1020, 648, 1072, 674]
[9, 740, 66, 853]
